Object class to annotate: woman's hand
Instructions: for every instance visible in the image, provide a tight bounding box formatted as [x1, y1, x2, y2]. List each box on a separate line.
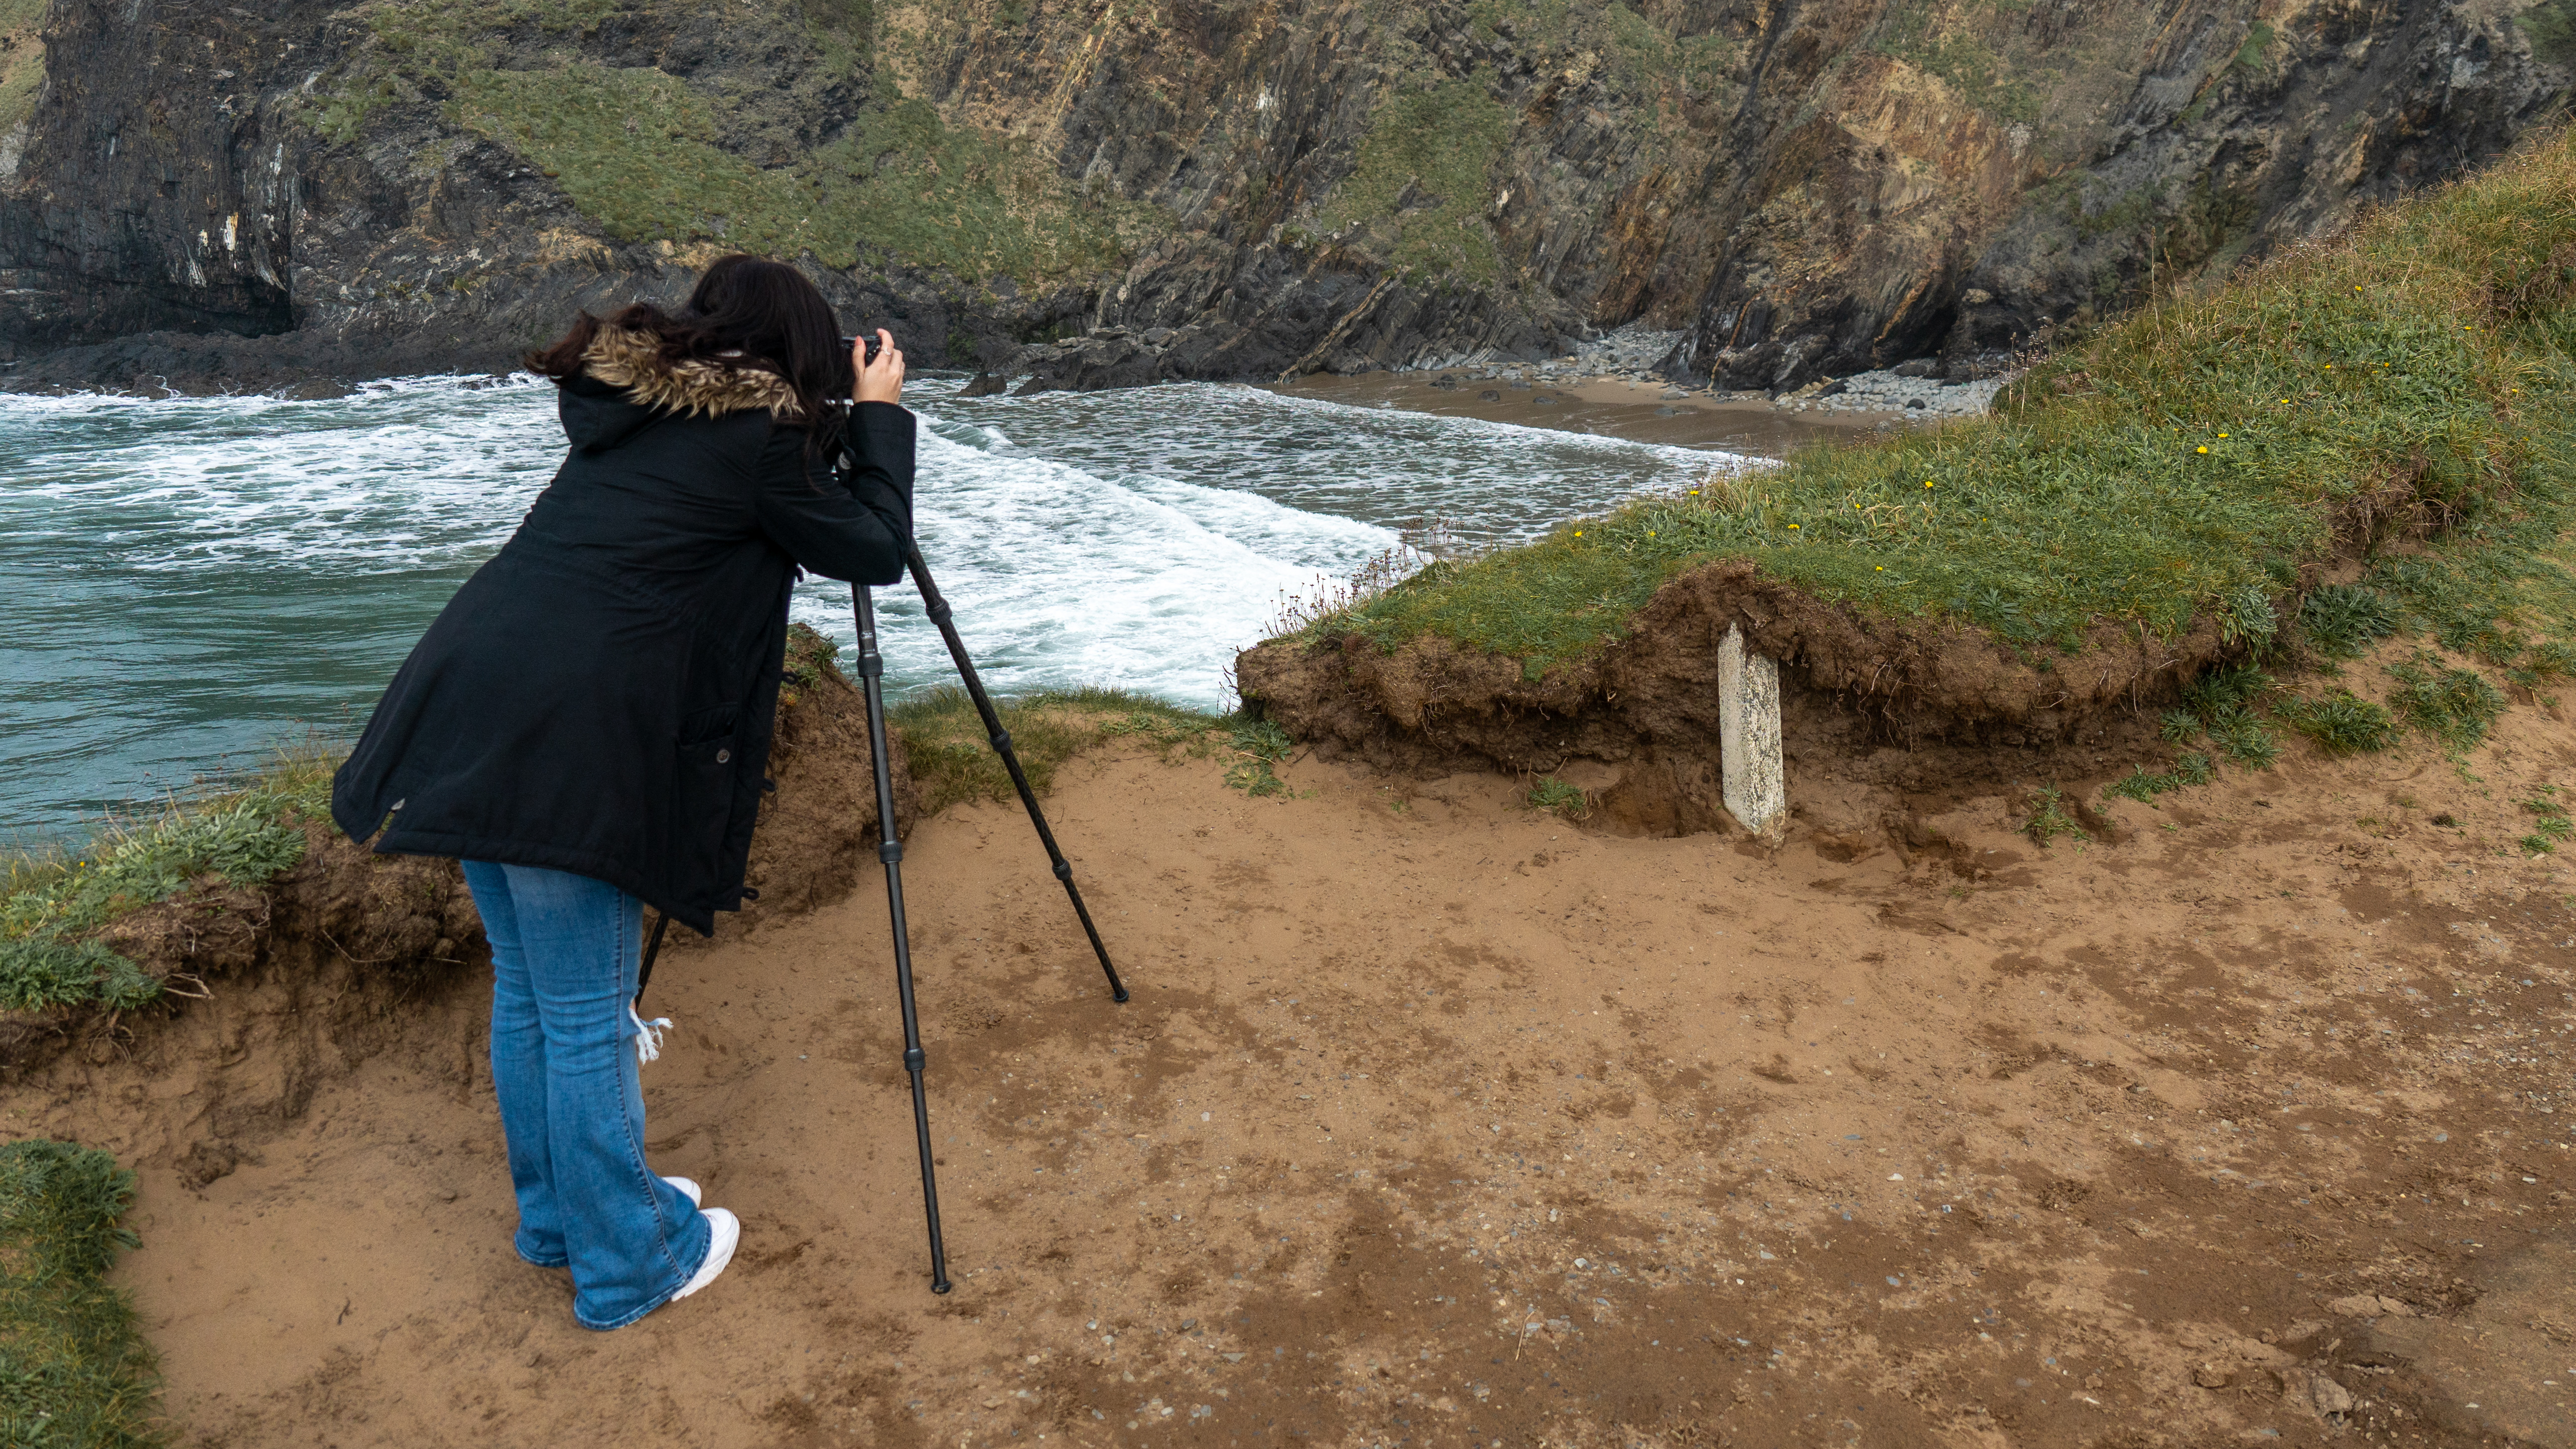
[853, 329, 904, 406]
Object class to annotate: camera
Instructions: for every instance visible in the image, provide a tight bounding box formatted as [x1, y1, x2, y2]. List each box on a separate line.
[842, 334, 885, 365]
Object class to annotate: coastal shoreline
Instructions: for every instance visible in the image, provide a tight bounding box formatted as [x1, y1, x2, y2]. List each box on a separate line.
[1255, 323, 2001, 455]
[1261, 368, 1899, 456]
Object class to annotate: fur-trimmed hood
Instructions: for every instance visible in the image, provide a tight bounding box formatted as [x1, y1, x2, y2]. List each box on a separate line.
[579, 324, 805, 420]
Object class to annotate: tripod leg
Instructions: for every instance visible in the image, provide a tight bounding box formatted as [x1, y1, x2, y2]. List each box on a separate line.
[902, 541, 1131, 1004]
[854, 582, 953, 1295]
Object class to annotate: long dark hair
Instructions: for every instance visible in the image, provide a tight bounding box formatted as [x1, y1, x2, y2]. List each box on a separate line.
[525, 254, 847, 452]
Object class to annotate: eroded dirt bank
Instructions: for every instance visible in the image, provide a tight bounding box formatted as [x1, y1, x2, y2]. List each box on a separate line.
[17, 703, 2574, 1448]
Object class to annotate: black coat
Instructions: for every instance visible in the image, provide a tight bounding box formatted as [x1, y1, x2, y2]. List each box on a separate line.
[332, 331, 914, 934]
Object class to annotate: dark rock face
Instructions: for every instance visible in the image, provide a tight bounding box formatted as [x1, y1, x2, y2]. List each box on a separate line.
[0, 0, 2564, 395]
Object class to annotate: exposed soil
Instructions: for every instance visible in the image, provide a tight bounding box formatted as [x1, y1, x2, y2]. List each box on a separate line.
[1236, 559, 2231, 811]
[11, 680, 2575, 1448]
[0, 631, 905, 1091]
[674, 629, 920, 950]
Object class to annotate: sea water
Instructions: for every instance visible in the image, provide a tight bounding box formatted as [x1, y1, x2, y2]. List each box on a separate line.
[0, 374, 1731, 835]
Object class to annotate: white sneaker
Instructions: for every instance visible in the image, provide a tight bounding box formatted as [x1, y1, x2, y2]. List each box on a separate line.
[662, 1176, 702, 1206]
[672, 1207, 738, 1302]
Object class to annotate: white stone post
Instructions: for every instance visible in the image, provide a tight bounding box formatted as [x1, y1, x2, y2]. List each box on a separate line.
[1717, 624, 1786, 839]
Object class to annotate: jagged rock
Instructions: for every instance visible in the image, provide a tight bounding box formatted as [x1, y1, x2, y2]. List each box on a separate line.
[958, 372, 1007, 398]
[2325, 1293, 2415, 1318]
[2278, 1367, 2356, 1418]
[0, 0, 2563, 395]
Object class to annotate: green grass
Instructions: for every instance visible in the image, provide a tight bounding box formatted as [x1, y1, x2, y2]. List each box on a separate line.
[0, 746, 337, 1015]
[0, 0, 46, 139]
[0, 1140, 161, 1449]
[1875, 21, 2042, 125]
[2024, 787, 2088, 847]
[1309, 77, 1514, 287]
[888, 687, 1222, 816]
[2155, 662, 2284, 768]
[2099, 750, 2216, 805]
[2523, 0, 2576, 66]
[321, 0, 1159, 284]
[2522, 787, 2572, 854]
[2299, 584, 2401, 657]
[1283, 128, 2576, 690]
[2386, 653, 2509, 749]
[1221, 719, 1294, 797]
[1525, 776, 1588, 819]
[441, 69, 1150, 281]
[2274, 690, 2402, 754]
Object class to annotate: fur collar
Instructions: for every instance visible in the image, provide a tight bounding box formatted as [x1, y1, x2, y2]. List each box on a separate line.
[580, 324, 805, 420]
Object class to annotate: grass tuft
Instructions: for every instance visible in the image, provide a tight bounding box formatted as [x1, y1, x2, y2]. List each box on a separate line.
[1221, 719, 1295, 798]
[2024, 787, 2089, 847]
[887, 687, 1221, 816]
[2206, 712, 2282, 768]
[2160, 662, 2282, 767]
[2274, 690, 2403, 755]
[2521, 786, 2573, 854]
[0, 1140, 161, 1449]
[1525, 776, 1589, 819]
[2299, 585, 2401, 658]
[2386, 654, 2509, 750]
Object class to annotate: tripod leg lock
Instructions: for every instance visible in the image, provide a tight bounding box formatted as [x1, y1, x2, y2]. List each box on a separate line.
[1051, 861, 1073, 882]
[857, 655, 884, 679]
[988, 729, 1012, 752]
[880, 840, 904, 864]
[903, 1046, 926, 1073]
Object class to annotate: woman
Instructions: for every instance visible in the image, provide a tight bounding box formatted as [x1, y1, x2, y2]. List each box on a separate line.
[331, 256, 913, 1329]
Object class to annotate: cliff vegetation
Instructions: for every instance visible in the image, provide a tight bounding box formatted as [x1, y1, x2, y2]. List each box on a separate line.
[3, 0, 2561, 393]
[1243, 126, 2576, 763]
[0, 0, 41, 144]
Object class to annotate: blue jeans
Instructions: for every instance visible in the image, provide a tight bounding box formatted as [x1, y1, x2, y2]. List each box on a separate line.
[463, 861, 712, 1329]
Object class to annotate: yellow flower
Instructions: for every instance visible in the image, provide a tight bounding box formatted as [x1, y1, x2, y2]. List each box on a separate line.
[1572, 530, 1583, 537]
[1924, 481, 1934, 489]
[1647, 531, 1656, 537]
[1876, 565, 1885, 571]
[1788, 523, 1800, 529]
[2217, 433, 2229, 438]
[2196, 446, 2209, 454]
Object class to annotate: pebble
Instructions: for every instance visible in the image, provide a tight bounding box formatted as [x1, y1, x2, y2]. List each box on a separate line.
[1792, 367, 2000, 417]
[1412, 334, 1999, 420]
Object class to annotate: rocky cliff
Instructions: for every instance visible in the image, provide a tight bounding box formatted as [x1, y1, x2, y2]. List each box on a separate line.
[0, 0, 2565, 394]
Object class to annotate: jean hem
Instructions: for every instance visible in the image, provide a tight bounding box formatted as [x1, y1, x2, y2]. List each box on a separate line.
[573, 1273, 690, 1331]
[516, 1247, 569, 1269]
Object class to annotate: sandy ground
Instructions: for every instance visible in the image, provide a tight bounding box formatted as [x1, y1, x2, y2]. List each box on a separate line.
[30, 693, 2575, 1448]
[1263, 373, 1892, 456]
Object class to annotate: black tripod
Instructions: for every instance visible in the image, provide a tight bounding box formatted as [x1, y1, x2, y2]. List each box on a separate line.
[846, 541, 1131, 1294]
[632, 541, 1128, 1294]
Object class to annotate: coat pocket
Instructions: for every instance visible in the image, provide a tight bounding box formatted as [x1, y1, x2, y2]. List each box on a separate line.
[671, 708, 743, 892]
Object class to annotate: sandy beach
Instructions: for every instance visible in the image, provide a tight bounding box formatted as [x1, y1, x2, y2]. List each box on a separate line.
[12, 659, 2569, 1448]
[1263, 371, 1899, 457]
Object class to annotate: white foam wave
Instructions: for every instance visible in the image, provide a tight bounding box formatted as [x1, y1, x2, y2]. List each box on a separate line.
[2, 372, 1712, 827]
